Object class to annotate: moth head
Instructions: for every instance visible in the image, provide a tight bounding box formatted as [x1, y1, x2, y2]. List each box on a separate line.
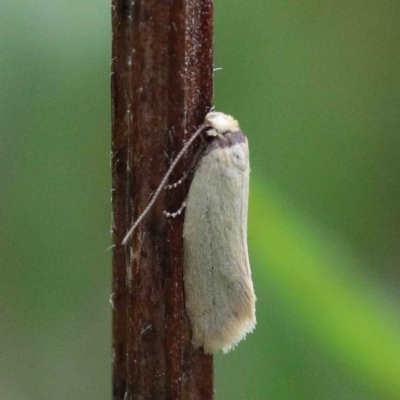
[204, 112, 239, 137]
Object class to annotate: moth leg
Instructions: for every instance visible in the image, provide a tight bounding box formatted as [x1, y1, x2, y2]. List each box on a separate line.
[163, 201, 187, 218]
[165, 142, 206, 190]
[165, 172, 188, 190]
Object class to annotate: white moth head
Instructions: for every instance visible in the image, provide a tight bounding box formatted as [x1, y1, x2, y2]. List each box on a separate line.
[204, 112, 239, 137]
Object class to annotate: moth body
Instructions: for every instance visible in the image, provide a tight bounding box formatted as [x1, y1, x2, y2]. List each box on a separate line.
[122, 111, 256, 354]
[184, 112, 256, 354]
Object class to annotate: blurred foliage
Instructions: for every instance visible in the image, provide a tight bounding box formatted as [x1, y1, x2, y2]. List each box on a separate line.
[1, 0, 400, 399]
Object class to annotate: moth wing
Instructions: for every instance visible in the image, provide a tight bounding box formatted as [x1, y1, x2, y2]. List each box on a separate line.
[183, 137, 256, 354]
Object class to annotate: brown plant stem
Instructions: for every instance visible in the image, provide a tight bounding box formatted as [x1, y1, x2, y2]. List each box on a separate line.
[111, 1, 214, 399]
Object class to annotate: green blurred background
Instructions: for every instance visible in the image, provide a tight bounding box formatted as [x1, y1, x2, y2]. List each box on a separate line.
[2, 0, 400, 399]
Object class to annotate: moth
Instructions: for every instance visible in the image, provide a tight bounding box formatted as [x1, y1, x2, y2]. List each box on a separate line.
[122, 112, 256, 353]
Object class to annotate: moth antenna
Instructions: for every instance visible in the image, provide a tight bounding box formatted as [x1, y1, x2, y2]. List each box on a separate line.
[122, 124, 206, 245]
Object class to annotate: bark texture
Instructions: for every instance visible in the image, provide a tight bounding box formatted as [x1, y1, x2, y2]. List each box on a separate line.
[111, 1, 214, 399]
